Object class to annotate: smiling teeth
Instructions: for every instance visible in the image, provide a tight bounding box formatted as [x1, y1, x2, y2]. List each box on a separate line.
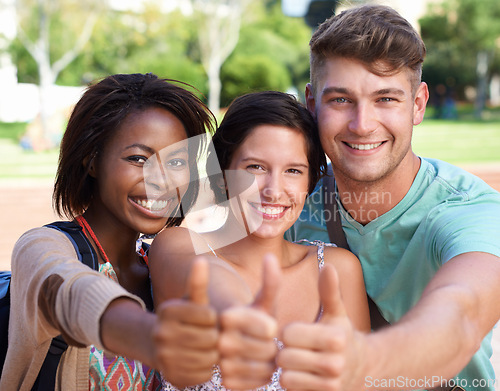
[348, 142, 383, 150]
[256, 205, 286, 215]
[135, 199, 168, 211]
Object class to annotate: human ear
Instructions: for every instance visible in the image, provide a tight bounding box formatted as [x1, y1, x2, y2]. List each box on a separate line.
[413, 82, 429, 126]
[305, 83, 317, 117]
[83, 153, 97, 178]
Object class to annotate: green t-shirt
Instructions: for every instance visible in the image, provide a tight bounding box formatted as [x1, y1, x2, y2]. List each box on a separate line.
[289, 158, 500, 390]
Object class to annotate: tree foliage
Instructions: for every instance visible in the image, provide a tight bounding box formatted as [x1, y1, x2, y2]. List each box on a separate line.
[8, 0, 312, 110]
[191, 0, 251, 114]
[6, 0, 103, 149]
[221, 0, 310, 106]
[419, 0, 500, 115]
[9, 0, 102, 85]
[70, 5, 207, 92]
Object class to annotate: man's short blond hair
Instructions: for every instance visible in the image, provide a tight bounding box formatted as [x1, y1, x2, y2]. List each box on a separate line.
[310, 4, 426, 95]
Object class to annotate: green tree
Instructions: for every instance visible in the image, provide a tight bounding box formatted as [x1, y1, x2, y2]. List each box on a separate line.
[221, 0, 311, 106]
[420, 0, 500, 118]
[71, 5, 207, 94]
[8, 0, 314, 118]
[10, 3, 208, 101]
[221, 54, 291, 106]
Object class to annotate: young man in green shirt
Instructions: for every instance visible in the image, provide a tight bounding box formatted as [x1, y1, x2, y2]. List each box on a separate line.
[282, 4, 500, 390]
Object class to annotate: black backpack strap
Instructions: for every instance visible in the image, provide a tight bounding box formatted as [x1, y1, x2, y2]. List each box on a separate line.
[30, 335, 68, 391]
[0, 271, 11, 373]
[44, 221, 99, 271]
[323, 164, 349, 250]
[322, 166, 389, 331]
[30, 221, 99, 390]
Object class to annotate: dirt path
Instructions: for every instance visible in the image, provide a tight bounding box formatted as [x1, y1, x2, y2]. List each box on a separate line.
[1, 163, 500, 388]
[0, 182, 57, 270]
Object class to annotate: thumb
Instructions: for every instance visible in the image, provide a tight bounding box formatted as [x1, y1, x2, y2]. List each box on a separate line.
[318, 263, 348, 322]
[186, 256, 210, 305]
[252, 253, 281, 315]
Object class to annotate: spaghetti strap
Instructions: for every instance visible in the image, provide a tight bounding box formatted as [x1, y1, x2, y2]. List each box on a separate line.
[170, 227, 219, 258]
[294, 239, 336, 270]
[206, 241, 218, 258]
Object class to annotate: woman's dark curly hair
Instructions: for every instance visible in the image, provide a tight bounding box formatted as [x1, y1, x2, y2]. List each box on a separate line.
[53, 73, 215, 227]
[208, 91, 326, 203]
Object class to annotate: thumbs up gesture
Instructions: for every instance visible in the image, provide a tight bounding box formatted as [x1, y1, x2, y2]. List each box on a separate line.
[153, 257, 219, 388]
[218, 253, 282, 390]
[277, 264, 365, 391]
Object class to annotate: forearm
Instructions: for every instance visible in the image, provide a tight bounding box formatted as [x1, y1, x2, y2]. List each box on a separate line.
[362, 253, 500, 390]
[279, 255, 500, 391]
[100, 298, 157, 367]
[361, 285, 486, 390]
[100, 268, 221, 388]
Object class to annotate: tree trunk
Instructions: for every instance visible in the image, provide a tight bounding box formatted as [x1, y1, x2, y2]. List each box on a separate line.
[14, 0, 100, 150]
[207, 57, 222, 115]
[474, 50, 489, 119]
[195, 0, 247, 116]
[37, 59, 57, 150]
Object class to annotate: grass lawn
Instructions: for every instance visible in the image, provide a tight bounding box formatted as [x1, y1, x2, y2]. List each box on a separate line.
[0, 122, 26, 142]
[0, 123, 59, 183]
[0, 115, 499, 184]
[0, 140, 59, 183]
[412, 119, 500, 164]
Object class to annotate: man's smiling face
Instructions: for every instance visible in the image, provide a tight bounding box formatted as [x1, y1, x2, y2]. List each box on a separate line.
[306, 57, 428, 185]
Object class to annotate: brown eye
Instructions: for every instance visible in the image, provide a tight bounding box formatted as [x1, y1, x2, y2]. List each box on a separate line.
[127, 155, 147, 164]
[247, 164, 264, 171]
[166, 158, 187, 169]
[286, 168, 302, 175]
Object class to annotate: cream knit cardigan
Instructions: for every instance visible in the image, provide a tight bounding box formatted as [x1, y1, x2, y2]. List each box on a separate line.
[0, 227, 144, 391]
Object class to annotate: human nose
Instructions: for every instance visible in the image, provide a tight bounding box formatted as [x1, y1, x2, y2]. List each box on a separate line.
[145, 170, 169, 192]
[261, 172, 284, 202]
[348, 102, 377, 136]
[144, 157, 170, 193]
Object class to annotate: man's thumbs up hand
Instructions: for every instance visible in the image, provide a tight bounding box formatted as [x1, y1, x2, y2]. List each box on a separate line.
[277, 264, 362, 391]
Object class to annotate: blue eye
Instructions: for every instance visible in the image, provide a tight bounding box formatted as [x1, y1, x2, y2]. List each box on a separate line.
[332, 97, 348, 103]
